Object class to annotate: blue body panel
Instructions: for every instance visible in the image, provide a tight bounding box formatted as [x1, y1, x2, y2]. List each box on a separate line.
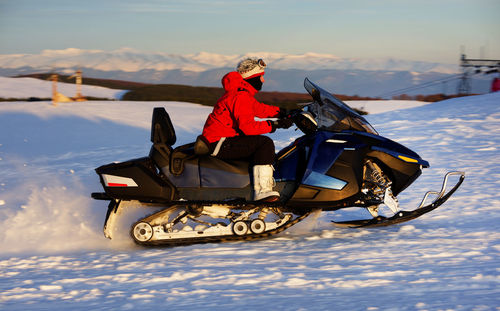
[303, 171, 347, 190]
[354, 131, 430, 167]
[275, 130, 428, 191]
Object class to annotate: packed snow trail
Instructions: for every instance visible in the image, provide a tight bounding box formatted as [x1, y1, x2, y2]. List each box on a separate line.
[0, 91, 499, 310]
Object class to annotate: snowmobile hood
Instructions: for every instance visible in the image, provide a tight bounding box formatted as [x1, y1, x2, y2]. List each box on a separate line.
[221, 71, 259, 95]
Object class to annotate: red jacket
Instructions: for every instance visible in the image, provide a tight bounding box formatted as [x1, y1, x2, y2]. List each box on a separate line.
[202, 71, 281, 143]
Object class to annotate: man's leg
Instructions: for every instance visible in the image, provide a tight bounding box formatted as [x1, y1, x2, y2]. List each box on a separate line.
[215, 136, 279, 201]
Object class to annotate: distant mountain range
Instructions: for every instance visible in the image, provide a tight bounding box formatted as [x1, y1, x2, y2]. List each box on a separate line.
[0, 48, 492, 97]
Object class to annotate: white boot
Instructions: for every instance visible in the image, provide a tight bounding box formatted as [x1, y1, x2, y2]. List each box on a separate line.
[253, 165, 280, 202]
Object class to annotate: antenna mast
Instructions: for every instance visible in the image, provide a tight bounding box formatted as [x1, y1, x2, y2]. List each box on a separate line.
[458, 54, 500, 95]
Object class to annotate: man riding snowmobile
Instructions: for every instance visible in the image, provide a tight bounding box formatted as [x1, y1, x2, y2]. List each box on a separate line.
[92, 76, 465, 246]
[199, 58, 293, 202]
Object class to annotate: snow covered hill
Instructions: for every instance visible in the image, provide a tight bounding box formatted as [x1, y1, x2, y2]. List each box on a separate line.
[0, 48, 458, 73]
[2, 48, 476, 96]
[0, 87, 499, 310]
[0, 76, 125, 100]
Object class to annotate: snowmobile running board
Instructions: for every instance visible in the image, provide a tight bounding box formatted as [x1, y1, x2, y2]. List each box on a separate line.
[333, 171, 465, 228]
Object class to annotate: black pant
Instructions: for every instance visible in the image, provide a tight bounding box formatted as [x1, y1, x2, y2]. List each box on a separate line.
[210, 135, 275, 165]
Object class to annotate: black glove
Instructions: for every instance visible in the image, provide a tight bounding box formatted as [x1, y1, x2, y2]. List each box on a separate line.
[278, 108, 290, 118]
[269, 118, 293, 132]
[280, 108, 304, 119]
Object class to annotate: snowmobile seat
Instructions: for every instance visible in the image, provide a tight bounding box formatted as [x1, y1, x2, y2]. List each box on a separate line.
[149, 107, 177, 168]
[168, 136, 209, 175]
[193, 135, 210, 155]
[170, 142, 197, 176]
[148, 108, 250, 189]
[151, 107, 176, 146]
[151, 140, 249, 189]
[198, 156, 250, 188]
[168, 142, 250, 188]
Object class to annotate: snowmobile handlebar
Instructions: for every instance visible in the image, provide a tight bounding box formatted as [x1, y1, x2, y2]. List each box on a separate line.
[291, 109, 318, 135]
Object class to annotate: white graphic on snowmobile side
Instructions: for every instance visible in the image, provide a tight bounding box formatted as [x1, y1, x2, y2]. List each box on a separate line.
[91, 78, 465, 246]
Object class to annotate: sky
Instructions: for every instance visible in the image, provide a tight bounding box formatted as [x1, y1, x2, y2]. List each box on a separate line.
[0, 0, 499, 64]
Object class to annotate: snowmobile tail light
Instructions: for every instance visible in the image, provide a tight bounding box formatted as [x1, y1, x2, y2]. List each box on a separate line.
[398, 155, 419, 163]
[102, 174, 138, 187]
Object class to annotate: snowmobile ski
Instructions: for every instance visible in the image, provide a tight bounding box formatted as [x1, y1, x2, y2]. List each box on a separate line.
[333, 171, 465, 228]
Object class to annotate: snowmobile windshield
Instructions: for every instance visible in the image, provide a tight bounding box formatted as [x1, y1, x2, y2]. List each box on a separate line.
[303, 78, 378, 135]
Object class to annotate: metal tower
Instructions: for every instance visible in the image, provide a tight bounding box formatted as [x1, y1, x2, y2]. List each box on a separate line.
[458, 54, 500, 94]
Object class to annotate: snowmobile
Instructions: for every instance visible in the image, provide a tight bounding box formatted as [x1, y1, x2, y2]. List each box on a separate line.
[92, 78, 465, 246]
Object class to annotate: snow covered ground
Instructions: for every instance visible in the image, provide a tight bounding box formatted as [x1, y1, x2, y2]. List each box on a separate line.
[0, 76, 125, 100]
[0, 80, 499, 310]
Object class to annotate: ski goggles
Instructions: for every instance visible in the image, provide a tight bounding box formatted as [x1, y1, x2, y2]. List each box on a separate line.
[257, 59, 267, 68]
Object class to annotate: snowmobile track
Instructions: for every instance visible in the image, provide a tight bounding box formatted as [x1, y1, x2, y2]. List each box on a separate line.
[132, 209, 314, 247]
